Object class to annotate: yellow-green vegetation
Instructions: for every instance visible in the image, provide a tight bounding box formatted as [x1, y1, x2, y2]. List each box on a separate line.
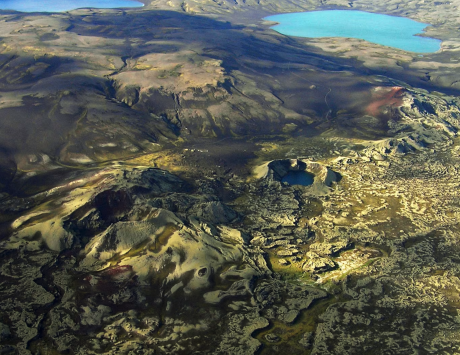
[125, 151, 186, 172]
[158, 64, 183, 79]
[106, 238, 152, 267]
[149, 224, 179, 253]
[255, 296, 345, 354]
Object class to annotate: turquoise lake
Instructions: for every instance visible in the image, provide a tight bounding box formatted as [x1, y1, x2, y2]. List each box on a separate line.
[282, 171, 314, 186]
[264, 10, 441, 53]
[0, 0, 144, 12]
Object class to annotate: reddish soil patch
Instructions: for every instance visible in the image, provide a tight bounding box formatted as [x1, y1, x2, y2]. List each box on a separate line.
[366, 86, 405, 116]
[103, 265, 133, 277]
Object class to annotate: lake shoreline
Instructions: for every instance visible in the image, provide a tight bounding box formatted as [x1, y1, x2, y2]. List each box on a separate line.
[264, 10, 441, 53]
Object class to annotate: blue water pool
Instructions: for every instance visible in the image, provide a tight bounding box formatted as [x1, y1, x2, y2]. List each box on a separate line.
[0, 0, 144, 12]
[281, 171, 314, 186]
[264, 10, 441, 53]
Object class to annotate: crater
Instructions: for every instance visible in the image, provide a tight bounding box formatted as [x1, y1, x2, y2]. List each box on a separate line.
[256, 159, 338, 195]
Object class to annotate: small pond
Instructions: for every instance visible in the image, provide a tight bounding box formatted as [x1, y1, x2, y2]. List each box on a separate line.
[264, 10, 441, 53]
[281, 171, 314, 186]
[0, 0, 144, 12]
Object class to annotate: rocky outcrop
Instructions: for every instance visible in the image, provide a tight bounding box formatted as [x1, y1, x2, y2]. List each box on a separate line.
[0, 323, 11, 342]
[0, 165, 272, 354]
[303, 251, 337, 274]
[190, 201, 238, 224]
[309, 241, 352, 256]
[254, 280, 328, 324]
[359, 88, 460, 163]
